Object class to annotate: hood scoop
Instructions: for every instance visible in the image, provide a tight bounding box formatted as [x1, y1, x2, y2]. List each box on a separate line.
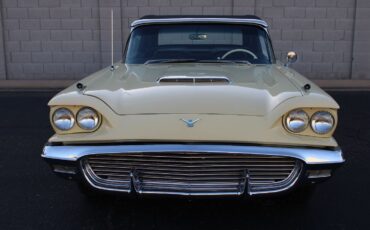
[157, 76, 230, 85]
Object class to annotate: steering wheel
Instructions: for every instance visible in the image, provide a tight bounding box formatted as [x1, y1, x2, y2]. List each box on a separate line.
[221, 49, 258, 60]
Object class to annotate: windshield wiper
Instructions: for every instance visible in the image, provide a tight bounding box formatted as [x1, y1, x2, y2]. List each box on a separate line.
[145, 59, 198, 64]
[144, 59, 251, 65]
[197, 59, 252, 64]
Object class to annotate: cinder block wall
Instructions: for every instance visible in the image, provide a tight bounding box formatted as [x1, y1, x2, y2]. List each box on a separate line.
[0, 0, 368, 81]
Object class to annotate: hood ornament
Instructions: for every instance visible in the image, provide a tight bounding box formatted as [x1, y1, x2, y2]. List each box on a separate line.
[180, 118, 200, 128]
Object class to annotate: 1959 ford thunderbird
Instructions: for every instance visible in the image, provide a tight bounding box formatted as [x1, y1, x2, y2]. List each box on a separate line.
[42, 15, 344, 198]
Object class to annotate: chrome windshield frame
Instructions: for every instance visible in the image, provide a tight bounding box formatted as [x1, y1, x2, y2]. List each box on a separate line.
[131, 18, 268, 31]
[124, 18, 275, 64]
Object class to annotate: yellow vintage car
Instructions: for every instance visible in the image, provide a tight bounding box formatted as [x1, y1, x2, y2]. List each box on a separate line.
[42, 16, 344, 199]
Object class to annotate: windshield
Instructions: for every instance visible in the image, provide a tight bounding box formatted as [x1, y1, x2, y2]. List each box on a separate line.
[125, 24, 275, 64]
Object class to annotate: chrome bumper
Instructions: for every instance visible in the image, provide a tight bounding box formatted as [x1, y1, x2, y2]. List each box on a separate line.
[42, 144, 344, 165]
[42, 144, 344, 196]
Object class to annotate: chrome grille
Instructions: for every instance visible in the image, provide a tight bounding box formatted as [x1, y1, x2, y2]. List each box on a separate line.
[82, 152, 301, 196]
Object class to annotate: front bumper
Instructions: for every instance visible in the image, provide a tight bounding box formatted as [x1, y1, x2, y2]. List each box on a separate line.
[42, 143, 344, 196]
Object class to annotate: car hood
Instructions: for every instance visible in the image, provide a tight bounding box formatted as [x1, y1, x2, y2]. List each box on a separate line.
[83, 63, 303, 116]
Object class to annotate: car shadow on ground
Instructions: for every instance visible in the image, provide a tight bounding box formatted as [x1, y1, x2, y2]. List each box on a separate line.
[75, 193, 317, 230]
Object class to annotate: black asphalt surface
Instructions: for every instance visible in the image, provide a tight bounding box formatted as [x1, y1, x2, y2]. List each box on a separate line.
[0, 91, 368, 230]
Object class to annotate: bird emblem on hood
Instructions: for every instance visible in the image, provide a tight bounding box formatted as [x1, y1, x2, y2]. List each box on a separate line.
[180, 118, 200, 128]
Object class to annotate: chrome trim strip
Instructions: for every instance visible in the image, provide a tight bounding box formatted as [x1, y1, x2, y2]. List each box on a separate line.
[42, 144, 344, 165]
[81, 160, 132, 193]
[157, 76, 231, 84]
[248, 162, 302, 195]
[131, 18, 268, 28]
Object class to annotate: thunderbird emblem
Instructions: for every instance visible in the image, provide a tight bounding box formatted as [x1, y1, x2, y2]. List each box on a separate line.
[180, 118, 200, 127]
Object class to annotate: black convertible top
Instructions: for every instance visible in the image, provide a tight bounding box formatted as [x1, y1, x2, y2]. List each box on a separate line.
[132, 15, 268, 28]
[140, 15, 262, 20]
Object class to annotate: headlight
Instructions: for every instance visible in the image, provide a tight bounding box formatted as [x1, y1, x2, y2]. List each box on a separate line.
[285, 109, 309, 133]
[77, 107, 99, 130]
[53, 108, 75, 131]
[310, 111, 334, 134]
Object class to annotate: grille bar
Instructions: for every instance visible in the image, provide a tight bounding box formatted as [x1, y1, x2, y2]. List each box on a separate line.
[89, 161, 296, 168]
[82, 152, 301, 196]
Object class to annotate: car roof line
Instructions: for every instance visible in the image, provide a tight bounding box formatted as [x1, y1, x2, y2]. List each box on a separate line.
[131, 17, 268, 29]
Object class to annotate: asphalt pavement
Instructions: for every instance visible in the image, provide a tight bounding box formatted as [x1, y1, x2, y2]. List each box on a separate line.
[0, 91, 369, 230]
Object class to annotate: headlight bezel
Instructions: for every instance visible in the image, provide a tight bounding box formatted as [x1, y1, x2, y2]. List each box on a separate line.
[310, 111, 335, 134]
[52, 108, 75, 131]
[283, 108, 337, 137]
[50, 106, 102, 134]
[284, 109, 309, 133]
[76, 107, 100, 131]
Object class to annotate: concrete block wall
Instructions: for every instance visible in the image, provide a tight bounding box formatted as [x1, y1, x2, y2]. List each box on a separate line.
[1, 0, 102, 80]
[0, 7, 6, 80]
[254, 0, 356, 79]
[352, 0, 370, 79]
[0, 0, 368, 81]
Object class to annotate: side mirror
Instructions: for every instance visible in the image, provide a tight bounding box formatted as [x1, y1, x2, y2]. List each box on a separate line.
[285, 51, 298, 67]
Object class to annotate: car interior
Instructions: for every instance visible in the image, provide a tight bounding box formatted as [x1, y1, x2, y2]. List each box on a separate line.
[125, 24, 273, 64]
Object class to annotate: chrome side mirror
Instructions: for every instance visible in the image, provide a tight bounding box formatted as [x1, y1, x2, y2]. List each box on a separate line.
[285, 51, 298, 67]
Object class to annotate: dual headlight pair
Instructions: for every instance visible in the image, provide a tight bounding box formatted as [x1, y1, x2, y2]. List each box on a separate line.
[52, 107, 100, 131]
[285, 109, 335, 135]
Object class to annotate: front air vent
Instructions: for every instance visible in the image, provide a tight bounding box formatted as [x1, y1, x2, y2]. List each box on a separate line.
[157, 76, 230, 84]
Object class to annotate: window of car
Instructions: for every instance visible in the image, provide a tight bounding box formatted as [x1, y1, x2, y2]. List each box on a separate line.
[125, 24, 275, 65]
